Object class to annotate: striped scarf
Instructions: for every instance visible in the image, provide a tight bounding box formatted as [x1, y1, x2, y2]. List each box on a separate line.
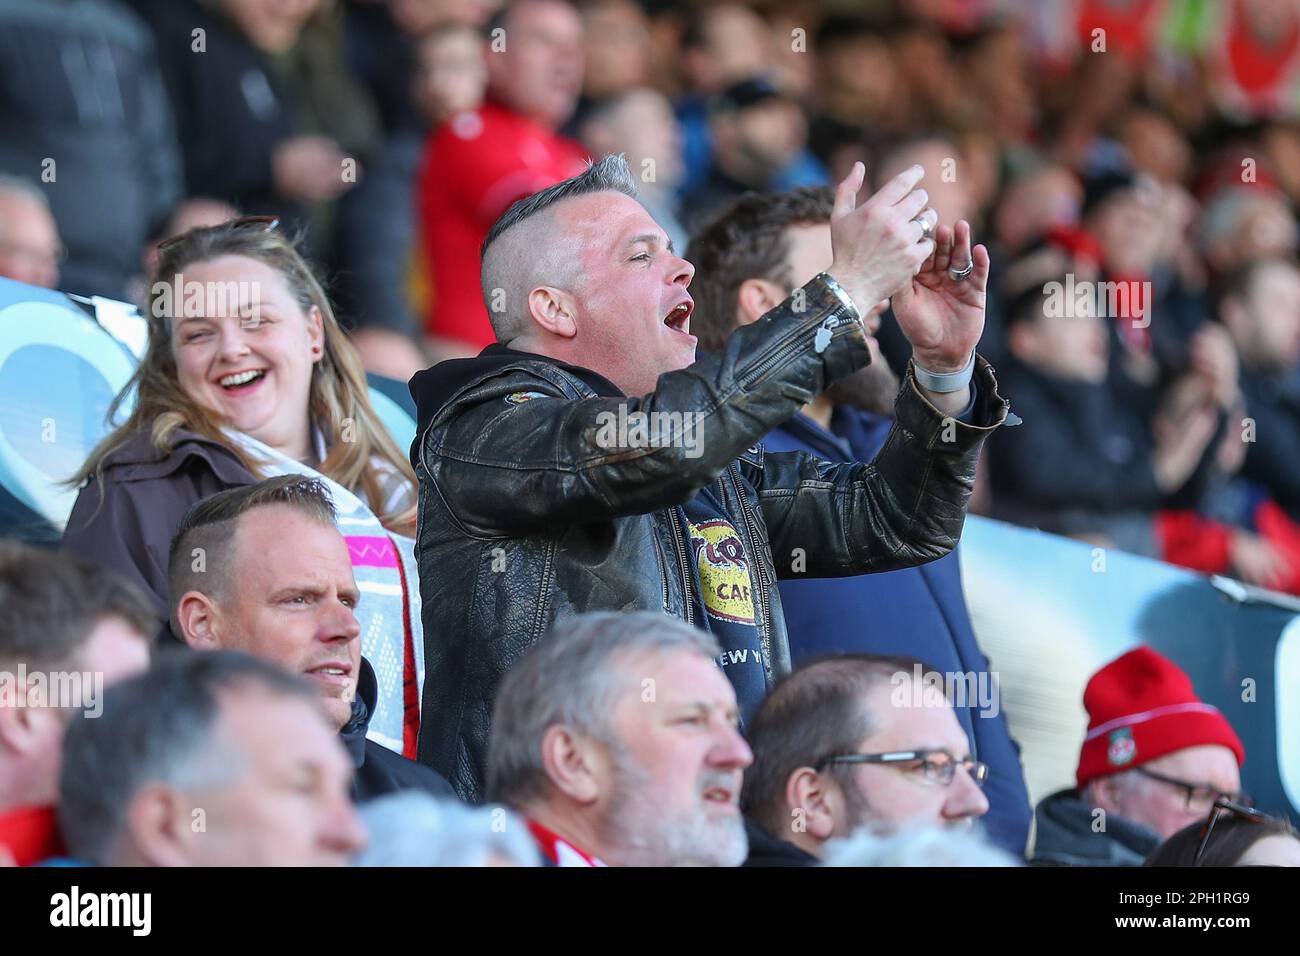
[224, 427, 424, 757]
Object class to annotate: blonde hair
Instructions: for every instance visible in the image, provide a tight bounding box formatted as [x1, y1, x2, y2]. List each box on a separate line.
[70, 220, 418, 533]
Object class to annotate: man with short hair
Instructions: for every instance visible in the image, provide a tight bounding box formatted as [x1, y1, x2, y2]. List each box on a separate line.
[683, 77, 810, 232]
[169, 475, 454, 803]
[59, 650, 366, 866]
[417, 0, 589, 353]
[1032, 646, 1246, 866]
[412, 151, 1007, 801]
[686, 187, 1030, 855]
[487, 611, 752, 866]
[0, 542, 154, 865]
[0, 174, 62, 288]
[740, 654, 990, 866]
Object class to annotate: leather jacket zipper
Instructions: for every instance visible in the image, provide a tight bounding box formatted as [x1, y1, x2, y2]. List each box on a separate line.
[652, 530, 671, 611]
[729, 465, 773, 685]
[667, 509, 694, 625]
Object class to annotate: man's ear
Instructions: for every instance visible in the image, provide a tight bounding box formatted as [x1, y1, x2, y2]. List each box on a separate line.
[124, 784, 199, 867]
[539, 724, 602, 805]
[735, 278, 785, 326]
[0, 686, 59, 758]
[175, 591, 221, 649]
[787, 766, 838, 842]
[1085, 776, 1120, 816]
[527, 286, 579, 340]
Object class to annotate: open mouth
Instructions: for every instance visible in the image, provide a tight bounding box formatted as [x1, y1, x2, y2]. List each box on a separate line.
[664, 300, 694, 337]
[702, 785, 734, 807]
[217, 369, 267, 393]
[306, 662, 353, 688]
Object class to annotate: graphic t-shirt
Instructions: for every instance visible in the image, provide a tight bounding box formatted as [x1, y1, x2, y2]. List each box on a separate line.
[679, 482, 768, 724]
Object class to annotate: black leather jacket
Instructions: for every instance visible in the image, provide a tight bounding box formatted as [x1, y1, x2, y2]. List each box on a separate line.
[410, 274, 1009, 800]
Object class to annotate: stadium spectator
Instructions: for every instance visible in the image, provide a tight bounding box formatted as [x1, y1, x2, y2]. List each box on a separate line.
[58, 650, 366, 866]
[683, 77, 811, 233]
[131, 0, 374, 253]
[685, 186, 1031, 856]
[739, 655, 991, 866]
[986, 259, 1221, 556]
[1199, 185, 1298, 280]
[333, 17, 492, 383]
[0, 0, 182, 299]
[0, 543, 154, 866]
[62, 219, 422, 754]
[990, 162, 1083, 261]
[1218, 258, 1300, 522]
[168, 476, 454, 802]
[355, 792, 539, 866]
[579, 88, 688, 255]
[0, 175, 62, 289]
[413, 21, 489, 124]
[578, 0, 652, 103]
[334, 18, 492, 383]
[409, 154, 1007, 799]
[1032, 646, 1247, 866]
[1145, 802, 1300, 867]
[1155, 258, 1300, 591]
[486, 612, 751, 867]
[674, 2, 773, 196]
[417, 0, 588, 355]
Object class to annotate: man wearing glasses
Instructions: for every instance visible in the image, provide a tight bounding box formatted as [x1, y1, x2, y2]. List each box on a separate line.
[739, 654, 991, 866]
[1032, 646, 1247, 866]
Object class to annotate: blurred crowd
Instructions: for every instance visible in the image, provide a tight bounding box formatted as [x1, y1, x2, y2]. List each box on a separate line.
[4, 0, 1300, 584]
[3, 0, 1300, 869]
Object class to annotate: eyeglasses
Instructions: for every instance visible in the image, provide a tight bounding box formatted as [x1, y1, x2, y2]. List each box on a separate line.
[1194, 797, 1268, 864]
[156, 214, 280, 253]
[817, 749, 989, 788]
[1135, 767, 1252, 814]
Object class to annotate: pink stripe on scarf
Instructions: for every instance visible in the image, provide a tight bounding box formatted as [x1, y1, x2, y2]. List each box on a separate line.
[347, 536, 398, 568]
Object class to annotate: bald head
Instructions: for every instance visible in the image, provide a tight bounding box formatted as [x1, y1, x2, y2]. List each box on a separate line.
[0, 176, 61, 288]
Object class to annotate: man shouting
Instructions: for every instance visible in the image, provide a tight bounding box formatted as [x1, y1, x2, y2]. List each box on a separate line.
[410, 154, 1008, 800]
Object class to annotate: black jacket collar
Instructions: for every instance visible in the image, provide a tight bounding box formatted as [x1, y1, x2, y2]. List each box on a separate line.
[409, 343, 624, 435]
[339, 657, 380, 770]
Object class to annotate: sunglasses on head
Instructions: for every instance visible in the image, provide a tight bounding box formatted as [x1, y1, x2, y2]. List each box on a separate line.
[1195, 797, 1268, 864]
[156, 214, 280, 254]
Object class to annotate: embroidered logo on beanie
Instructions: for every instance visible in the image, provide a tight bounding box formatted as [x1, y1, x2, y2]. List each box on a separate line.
[1107, 727, 1136, 767]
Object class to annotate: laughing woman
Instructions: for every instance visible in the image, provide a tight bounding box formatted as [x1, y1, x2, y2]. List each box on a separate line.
[63, 217, 424, 755]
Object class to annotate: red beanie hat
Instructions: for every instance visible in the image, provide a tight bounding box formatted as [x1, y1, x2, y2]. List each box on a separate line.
[1076, 647, 1245, 789]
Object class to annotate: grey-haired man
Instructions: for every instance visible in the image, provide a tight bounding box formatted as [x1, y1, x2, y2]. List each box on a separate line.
[487, 612, 751, 866]
[411, 153, 1009, 800]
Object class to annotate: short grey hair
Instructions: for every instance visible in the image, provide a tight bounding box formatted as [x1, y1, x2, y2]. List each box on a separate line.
[59, 649, 320, 865]
[354, 793, 541, 866]
[479, 153, 640, 341]
[486, 611, 721, 807]
[0, 173, 50, 211]
[824, 825, 1020, 867]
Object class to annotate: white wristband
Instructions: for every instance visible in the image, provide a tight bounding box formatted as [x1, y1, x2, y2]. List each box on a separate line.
[913, 351, 976, 393]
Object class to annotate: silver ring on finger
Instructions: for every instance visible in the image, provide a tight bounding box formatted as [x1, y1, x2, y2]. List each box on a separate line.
[948, 259, 974, 282]
[913, 214, 934, 241]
